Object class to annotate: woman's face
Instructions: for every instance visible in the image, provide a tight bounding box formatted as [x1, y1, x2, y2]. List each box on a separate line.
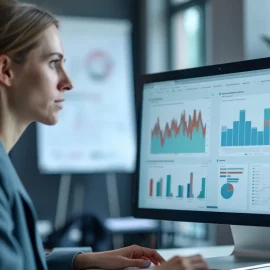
[8, 25, 73, 125]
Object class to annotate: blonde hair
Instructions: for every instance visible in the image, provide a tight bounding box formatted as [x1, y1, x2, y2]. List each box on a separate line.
[0, 0, 59, 64]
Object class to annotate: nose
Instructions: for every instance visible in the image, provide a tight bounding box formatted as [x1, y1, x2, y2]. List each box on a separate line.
[57, 71, 73, 91]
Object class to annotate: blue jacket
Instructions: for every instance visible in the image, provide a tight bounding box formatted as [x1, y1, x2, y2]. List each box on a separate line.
[0, 141, 79, 270]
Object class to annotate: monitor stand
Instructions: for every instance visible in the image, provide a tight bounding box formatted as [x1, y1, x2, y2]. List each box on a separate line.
[206, 225, 270, 270]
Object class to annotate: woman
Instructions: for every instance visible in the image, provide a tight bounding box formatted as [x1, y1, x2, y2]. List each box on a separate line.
[0, 0, 209, 269]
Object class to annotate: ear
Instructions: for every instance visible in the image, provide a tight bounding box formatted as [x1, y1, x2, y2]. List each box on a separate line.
[0, 55, 14, 87]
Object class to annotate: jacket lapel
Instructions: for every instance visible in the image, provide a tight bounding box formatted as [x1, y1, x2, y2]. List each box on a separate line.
[0, 141, 47, 270]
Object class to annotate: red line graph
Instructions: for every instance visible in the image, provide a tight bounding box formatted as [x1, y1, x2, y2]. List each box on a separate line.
[151, 110, 207, 147]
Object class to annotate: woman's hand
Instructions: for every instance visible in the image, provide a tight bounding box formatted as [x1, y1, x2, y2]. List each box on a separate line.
[73, 244, 165, 270]
[154, 255, 209, 270]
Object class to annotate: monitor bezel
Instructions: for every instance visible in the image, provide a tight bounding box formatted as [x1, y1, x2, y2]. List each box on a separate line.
[133, 57, 270, 227]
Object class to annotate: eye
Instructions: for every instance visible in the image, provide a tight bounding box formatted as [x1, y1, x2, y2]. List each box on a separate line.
[49, 60, 60, 68]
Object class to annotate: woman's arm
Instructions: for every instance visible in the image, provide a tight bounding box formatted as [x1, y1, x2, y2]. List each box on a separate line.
[46, 250, 82, 270]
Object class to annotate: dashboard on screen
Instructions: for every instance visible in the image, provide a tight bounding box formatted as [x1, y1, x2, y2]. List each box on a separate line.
[138, 68, 270, 215]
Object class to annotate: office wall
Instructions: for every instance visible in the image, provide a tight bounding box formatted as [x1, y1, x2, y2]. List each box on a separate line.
[11, 0, 140, 226]
[206, 0, 244, 65]
[145, 0, 169, 74]
[206, 0, 270, 63]
[244, 0, 270, 59]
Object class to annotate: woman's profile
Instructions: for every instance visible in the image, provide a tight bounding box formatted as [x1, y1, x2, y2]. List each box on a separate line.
[0, 0, 209, 269]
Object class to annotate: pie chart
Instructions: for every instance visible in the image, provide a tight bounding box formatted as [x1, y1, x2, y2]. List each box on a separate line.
[221, 183, 234, 199]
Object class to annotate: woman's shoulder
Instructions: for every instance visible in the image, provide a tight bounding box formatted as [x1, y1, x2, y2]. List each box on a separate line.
[0, 147, 17, 202]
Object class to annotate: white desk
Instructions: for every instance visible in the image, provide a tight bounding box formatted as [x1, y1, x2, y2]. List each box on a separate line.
[143, 245, 234, 269]
[156, 245, 233, 261]
[145, 246, 270, 270]
[91, 245, 234, 270]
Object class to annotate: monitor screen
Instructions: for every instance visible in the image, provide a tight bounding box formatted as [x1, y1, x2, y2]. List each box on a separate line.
[137, 59, 270, 220]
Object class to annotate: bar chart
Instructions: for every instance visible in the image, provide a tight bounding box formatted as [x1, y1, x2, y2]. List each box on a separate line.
[221, 109, 270, 147]
[145, 165, 208, 210]
[149, 175, 174, 198]
[166, 175, 173, 197]
[219, 167, 244, 184]
[218, 93, 270, 156]
[148, 169, 207, 200]
[186, 172, 206, 199]
[187, 172, 195, 198]
[156, 178, 163, 197]
[148, 177, 164, 197]
[198, 177, 206, 199]
[177, 185, 184, 198]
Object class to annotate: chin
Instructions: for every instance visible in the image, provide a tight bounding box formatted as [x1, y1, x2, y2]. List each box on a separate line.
[46, 119, 58, 126]
[39, 115, 59, 126]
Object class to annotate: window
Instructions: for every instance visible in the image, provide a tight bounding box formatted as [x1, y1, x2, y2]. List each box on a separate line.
[168, 0, 207, 70]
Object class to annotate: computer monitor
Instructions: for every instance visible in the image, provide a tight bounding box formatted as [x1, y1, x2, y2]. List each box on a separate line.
[134, 58, 270, 269]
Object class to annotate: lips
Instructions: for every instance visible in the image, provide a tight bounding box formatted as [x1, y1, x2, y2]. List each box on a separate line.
[55, 99, 64, 109]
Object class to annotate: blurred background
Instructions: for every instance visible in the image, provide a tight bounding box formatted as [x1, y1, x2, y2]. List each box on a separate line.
[11, 0, 270, 252]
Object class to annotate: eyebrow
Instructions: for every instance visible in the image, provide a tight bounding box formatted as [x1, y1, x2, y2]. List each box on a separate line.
[48, 52, 66, 62]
